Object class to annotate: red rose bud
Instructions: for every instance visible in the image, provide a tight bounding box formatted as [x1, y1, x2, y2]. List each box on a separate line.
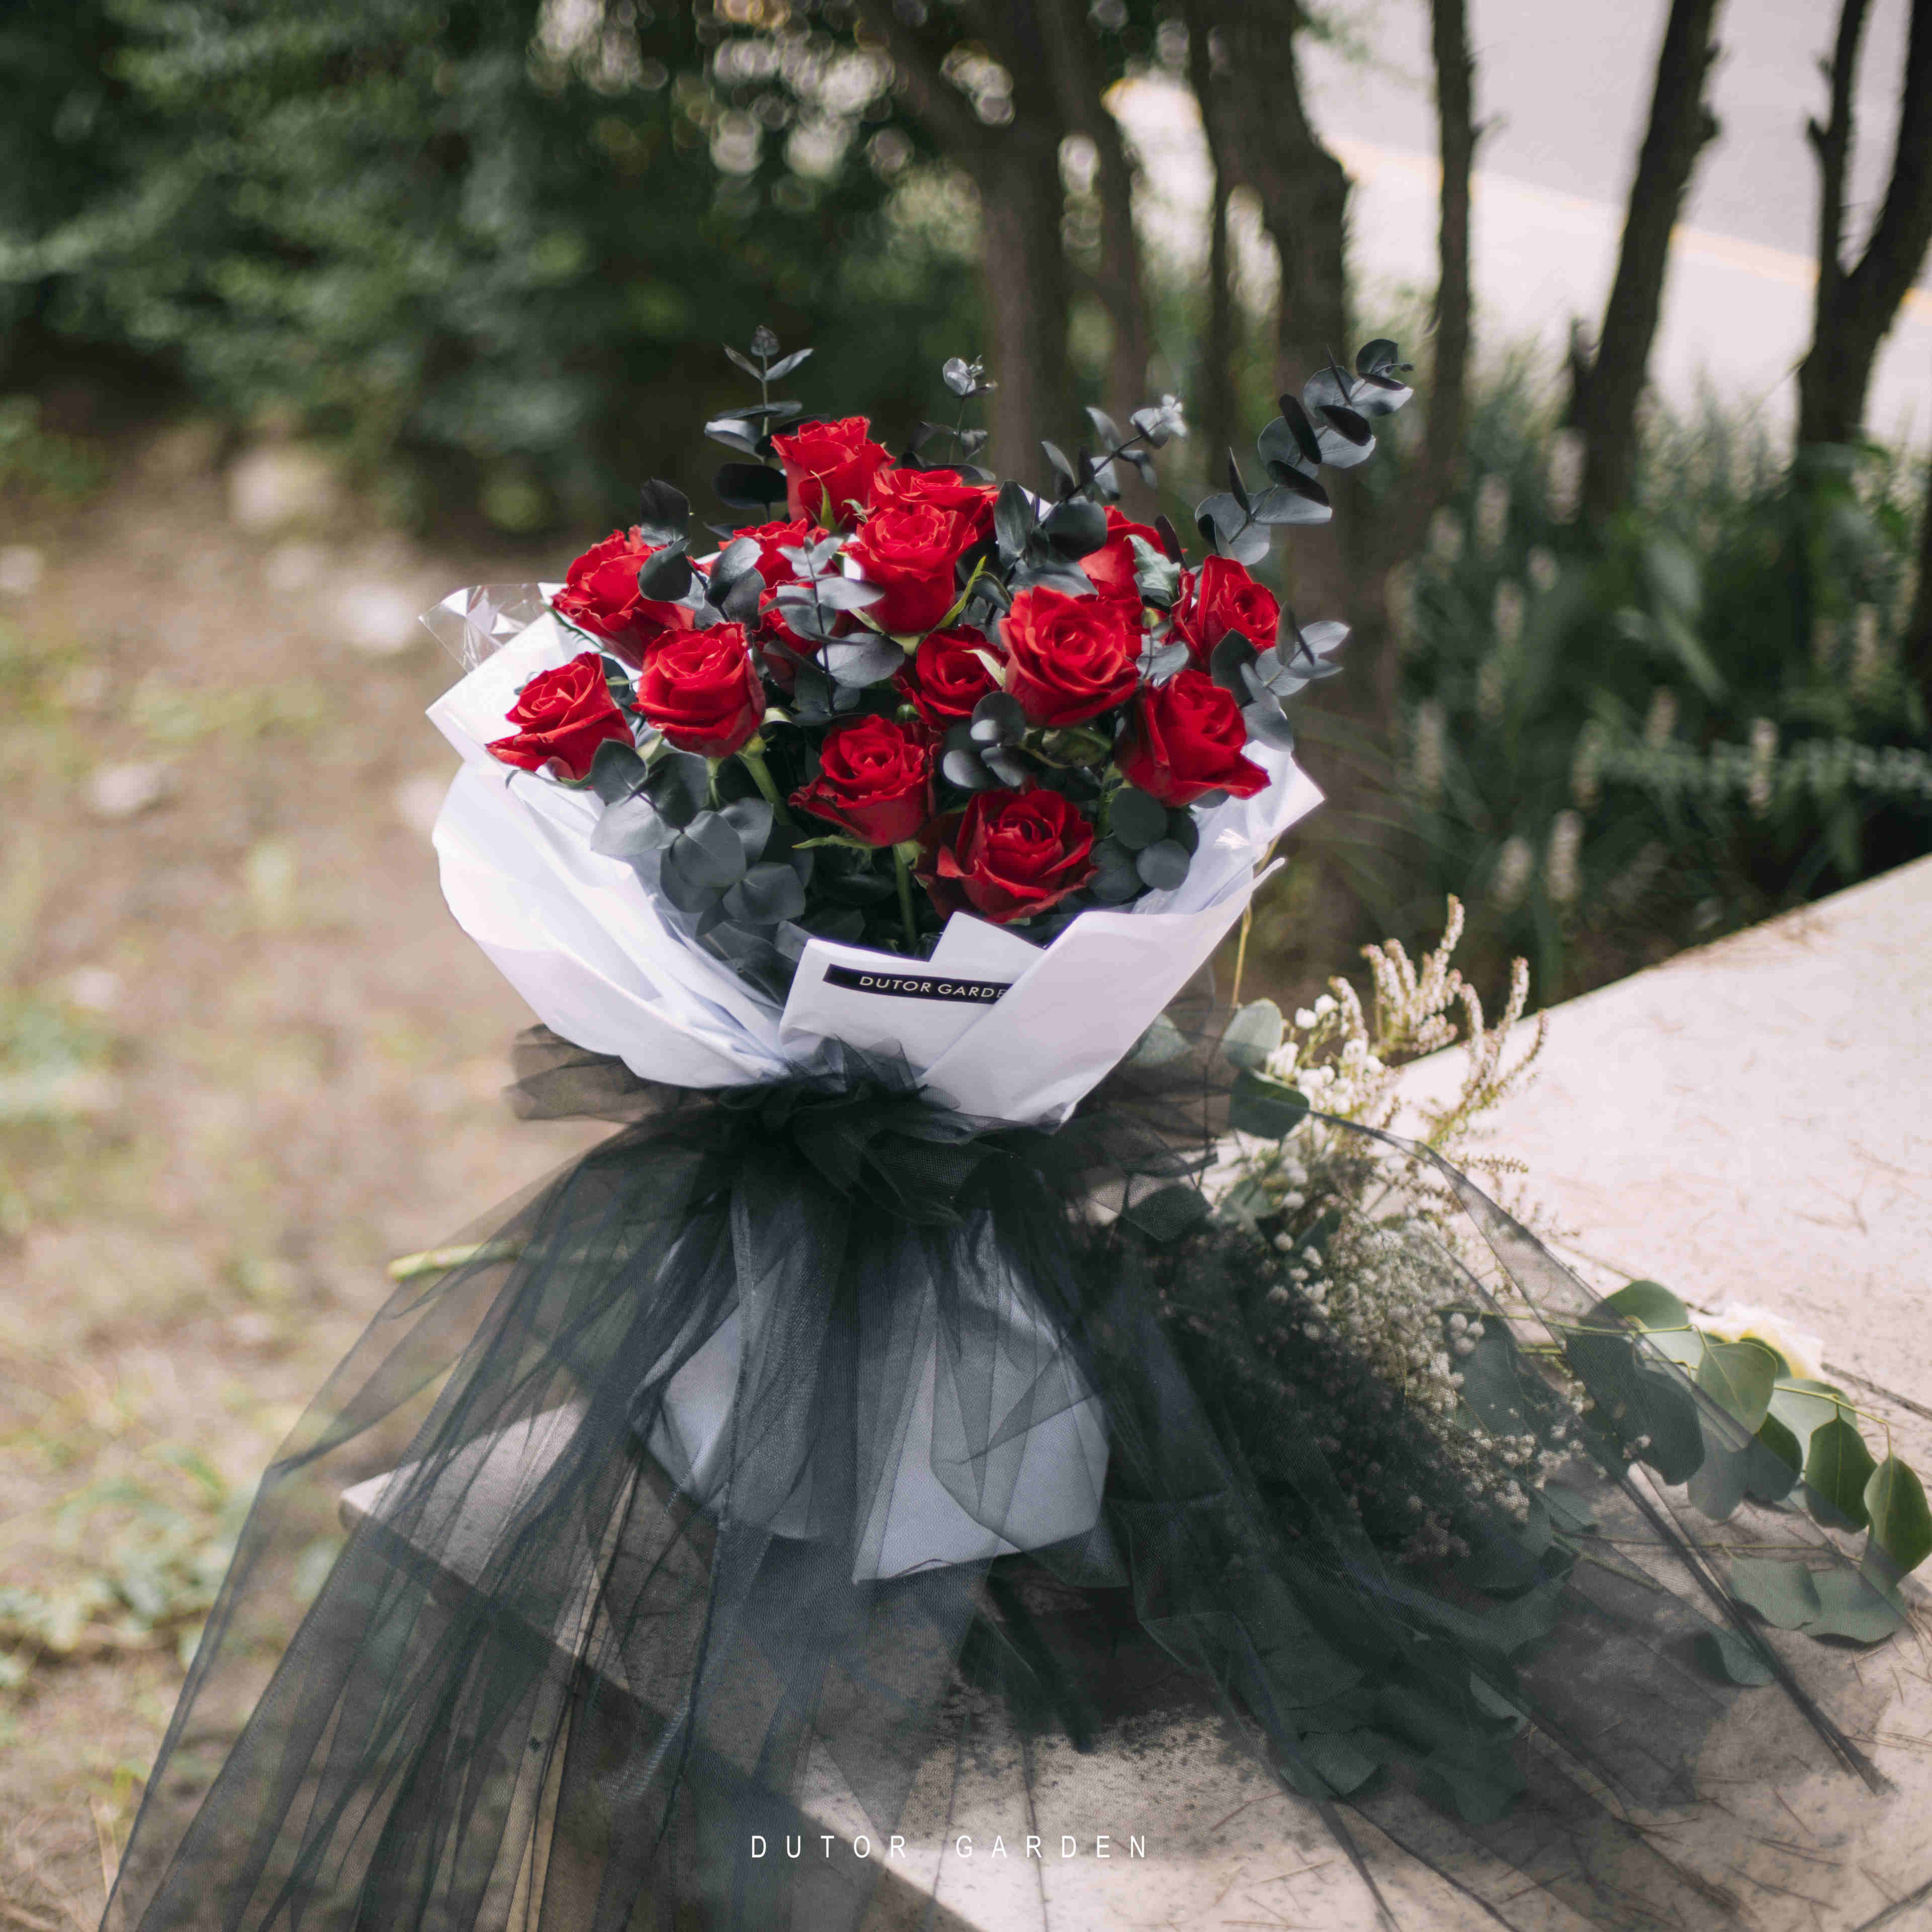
[487, 652, 635, 781]
[895, 626, 1002, 728]
[845, 503, 977, 636]
[867, 464, 998, 541]
[1002, 586, 1142, 727]
[771, 416, 891, 526]
[1080, 506, 1163, 609]
[1172, 554, 1280, 669]
[631, 624, 765, 757]
[789, 714, 933, 847]
[924, 788, 1097, 925]
[1115, 668, 1270, 807]
[552, 527, 700, 663]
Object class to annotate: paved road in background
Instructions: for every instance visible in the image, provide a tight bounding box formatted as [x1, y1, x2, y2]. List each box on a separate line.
[1121, 0, 1929, 443]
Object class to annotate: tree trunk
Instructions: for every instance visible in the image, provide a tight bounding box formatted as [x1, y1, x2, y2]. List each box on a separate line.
[1183, 6, 1240, 466]
[1425, 0, 1477, 490]
[1796, 0, 1932, 447]
[853, 0, 1073, 481]
[1567, 0, 1724, 523]
[1906, 462, 1932, 713]
[1195, 0, 1351, 625]
[1037, 0, 1151, 492]
[969, 131, 1075, 484]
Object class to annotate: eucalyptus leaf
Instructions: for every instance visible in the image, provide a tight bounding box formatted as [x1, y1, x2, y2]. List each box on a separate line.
[1228, 1071, 1310, 1139]
[1108, 787, 1168, 851]
[1864, 1455, 1932, 1572]
[1129, 1013, 1189, 1068]
[1601, 1279, 1692, 1332]
[1220, 999, 1284, 1072]
[643, 751, 710, 829]
[1135, 839, 1191, 891]
[822, 636, 905, 688]
[1804, 1567, 1905, 1642]
[713, 462, 787, 510]
[636, 541, 692, 601]
[588, 736, 650, 803]
[1250, 484, 1335, 527]
[677, 811, 751, 889]
[1804, 1415, 1877, 1530]
[764, 346, 813, 381]
[719, 797, 774, 867]
[1695, 1338, 1778, 1433]
[1692, 1627, 1776, 1686]
[1122, 1182, 1210, 1243]
[636, 479, 690, 546]
[1727, 1556, 1822, 1630]
[1040, 495, 1107, 558]
[721, 861, 808, 926]
[994, 481, 1035, 561]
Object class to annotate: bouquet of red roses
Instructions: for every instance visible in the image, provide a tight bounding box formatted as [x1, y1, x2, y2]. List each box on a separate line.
[466, 330, 1410, 1004]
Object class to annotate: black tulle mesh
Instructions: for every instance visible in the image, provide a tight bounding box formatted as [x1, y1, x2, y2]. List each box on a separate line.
[106, 1013, 1901, 1932]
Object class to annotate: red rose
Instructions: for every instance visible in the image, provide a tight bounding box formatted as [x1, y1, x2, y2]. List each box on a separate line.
[1172, 555, 1280, 669]
[771, 416, 891, 526]
[1002, 586, 1142, 727]
[487, 652, 634, 781]
[630, 624, 766, 757]
[1081, 506, 1163, 609]
[733, 514, 816, 590]
[867, 465, 998, 542]
[921, 788, 1097, 925]
[789, 714, 933, 848]
[845, 504, 976, 636]
[895, 626, 1003, 729]
[1115, 669, 1270, 807]
[553, 527, 700, 663]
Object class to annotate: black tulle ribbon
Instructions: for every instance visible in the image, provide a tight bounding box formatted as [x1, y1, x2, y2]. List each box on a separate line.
[104, 1018, 1897, 1932]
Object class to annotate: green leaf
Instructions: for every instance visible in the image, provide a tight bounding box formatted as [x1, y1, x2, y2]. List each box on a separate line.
[1727, 1556, 1821, 1630]
[1220, 1000, 1284, 1072]
[1693, 1627, 1775, 1686]
[1108, 786, 1168, 851]
[1695, 1338, 1777, 1433]
[1742, 1413, 1803, 1504]
[1865, 1456, 1932, 1573]
[1768, 1377, 1847, 1457]
[1122, 1183, 1209, 1243]
[1804, 1416, 1878, 1531]
[1563, 1330, 1705, 1484]
[1228, 1071, 1310, 1140]
[1602, 1280, 1690, 1331]
[1805, 1568, 1906, 1643]
[1128, 1013, 1188, 1069]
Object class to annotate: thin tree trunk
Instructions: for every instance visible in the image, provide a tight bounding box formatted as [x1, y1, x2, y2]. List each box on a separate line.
[1906, 462, 1932, 712]
[1195, 0, 1351, 626]
[853, 0, 1073, 482]
[1184, 5, 1240, 466]
[1037, 0, 1151, 490]
[1796, 0, 1932, 447]
[1425, 0, 1477, 490]
[1568, 0, 1724, 523]
[971, 133, 1075, 482]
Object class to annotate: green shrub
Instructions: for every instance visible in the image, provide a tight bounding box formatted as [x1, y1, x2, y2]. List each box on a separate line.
[1384, 372, 1928, 1000]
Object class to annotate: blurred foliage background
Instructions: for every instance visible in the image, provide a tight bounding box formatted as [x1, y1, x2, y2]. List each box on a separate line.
[1, 0, 1929, 1004]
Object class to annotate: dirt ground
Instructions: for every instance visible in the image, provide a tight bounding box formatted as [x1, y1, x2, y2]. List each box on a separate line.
[0, 429, 607, 1924]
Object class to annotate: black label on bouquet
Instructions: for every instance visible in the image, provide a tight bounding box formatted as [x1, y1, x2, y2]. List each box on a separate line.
[824, 965, 1011, 1004]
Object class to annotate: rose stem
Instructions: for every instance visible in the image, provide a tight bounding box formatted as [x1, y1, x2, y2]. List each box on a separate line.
[737, 744, 794, 827]
[893, 843, 919, 950]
